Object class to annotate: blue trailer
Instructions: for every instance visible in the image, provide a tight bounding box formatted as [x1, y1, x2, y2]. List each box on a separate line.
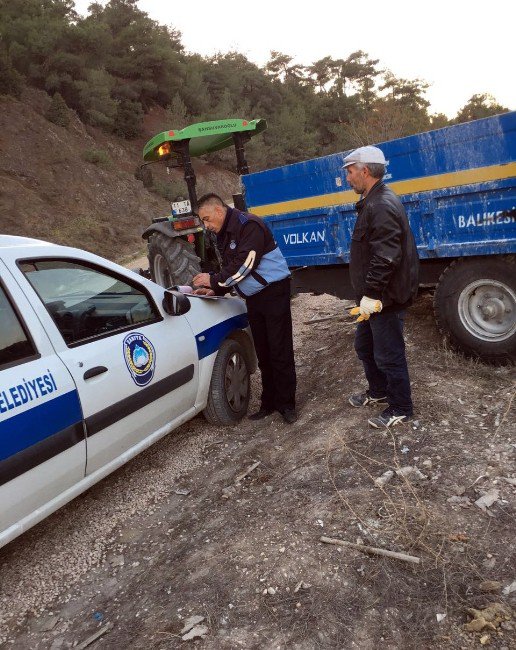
[241, 111, 516, 363]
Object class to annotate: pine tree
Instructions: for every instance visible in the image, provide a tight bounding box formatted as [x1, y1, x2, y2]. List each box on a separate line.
[163, 95, 189, 131]
[0, 55, 23, 98]
[455, 94, 508, 123]
[113, 99, 143, 138]
[45, 92, 70, 127]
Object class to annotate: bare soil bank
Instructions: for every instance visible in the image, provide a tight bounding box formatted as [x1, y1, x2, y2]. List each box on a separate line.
[0, 91, 238, 261]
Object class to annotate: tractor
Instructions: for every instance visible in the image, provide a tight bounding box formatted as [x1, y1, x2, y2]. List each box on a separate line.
[140, 118, 267, 287]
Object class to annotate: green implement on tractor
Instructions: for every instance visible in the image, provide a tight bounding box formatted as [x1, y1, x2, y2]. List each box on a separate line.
[141, 118, 267, 287]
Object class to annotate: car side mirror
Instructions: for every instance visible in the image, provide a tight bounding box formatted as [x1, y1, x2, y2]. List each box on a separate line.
[162, 290, 191, 316]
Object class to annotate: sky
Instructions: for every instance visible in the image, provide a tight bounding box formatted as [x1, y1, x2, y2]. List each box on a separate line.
[73, 0, 515, 118]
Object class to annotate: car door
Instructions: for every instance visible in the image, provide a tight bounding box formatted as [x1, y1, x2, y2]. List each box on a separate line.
[0, 266, 85, 543]
[16, 257, 199, 475]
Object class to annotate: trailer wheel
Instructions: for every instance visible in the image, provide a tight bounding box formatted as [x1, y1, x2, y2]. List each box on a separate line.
[148, 233, 201, 288]
[203, 339, 250, 425]
[434, 256, 516, 364]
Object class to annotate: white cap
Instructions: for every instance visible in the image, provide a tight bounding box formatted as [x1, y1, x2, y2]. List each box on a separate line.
[342, 145, 386, 168]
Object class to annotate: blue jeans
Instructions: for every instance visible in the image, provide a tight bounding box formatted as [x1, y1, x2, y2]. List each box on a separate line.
[354, 310, 413, 416]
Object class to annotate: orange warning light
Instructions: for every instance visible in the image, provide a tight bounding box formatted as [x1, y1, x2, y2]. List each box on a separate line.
[157, 142, 171, 157]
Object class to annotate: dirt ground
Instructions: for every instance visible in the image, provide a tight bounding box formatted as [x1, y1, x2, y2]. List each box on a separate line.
[0, 291, 515, 649]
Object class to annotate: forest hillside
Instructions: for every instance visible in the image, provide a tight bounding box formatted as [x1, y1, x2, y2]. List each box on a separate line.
[0, 0, 509, 258]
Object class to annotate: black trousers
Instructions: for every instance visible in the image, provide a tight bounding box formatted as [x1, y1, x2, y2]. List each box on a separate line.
[354, 310, 413, 416]
[246, 278, 296, 412]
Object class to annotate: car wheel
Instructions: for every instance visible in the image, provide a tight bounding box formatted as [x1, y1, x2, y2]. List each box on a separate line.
[434, 256, 516, 365]
[203, 339, 250, 425]
[148, 233, 201, 288]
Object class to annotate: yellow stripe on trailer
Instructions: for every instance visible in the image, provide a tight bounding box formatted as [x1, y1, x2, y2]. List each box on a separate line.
[251, 162, 516, 218]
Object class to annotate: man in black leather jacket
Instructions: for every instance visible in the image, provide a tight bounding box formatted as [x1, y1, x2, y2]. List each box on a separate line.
[343, 146, 419, 429]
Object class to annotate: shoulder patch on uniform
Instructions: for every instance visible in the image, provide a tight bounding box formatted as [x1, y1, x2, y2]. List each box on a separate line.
[237, 211, 249, 224]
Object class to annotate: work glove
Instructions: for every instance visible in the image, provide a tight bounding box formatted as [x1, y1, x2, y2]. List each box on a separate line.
[348, 296, 383, 322]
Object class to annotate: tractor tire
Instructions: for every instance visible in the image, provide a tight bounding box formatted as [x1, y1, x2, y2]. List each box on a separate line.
[434, 256, 516, 365]
[203, 339, 250, 425]
[148, 233, 201, 288]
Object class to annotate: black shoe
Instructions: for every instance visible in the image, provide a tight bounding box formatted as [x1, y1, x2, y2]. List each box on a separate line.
[368, 408, 413, 429]
[349, 392, 388, 408]
[280, 408, 298, 424]
[248, 407, 274, 421]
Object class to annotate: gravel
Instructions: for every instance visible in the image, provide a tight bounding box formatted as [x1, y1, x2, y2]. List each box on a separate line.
[0, 423, 219, 641]
[0, 291, 340, 642]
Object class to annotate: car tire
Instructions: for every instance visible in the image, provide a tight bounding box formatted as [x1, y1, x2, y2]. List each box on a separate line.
[148, 233, 201, 288]
[203, 339, 250, 425]
[434, 256, 516, 365]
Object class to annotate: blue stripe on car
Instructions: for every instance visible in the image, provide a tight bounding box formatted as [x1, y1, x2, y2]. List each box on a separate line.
[0, 390, 83, 461]
[195, 314, 249, 360]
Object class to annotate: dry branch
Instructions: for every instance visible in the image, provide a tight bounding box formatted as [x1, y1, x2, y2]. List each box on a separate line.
[320, 535, 421, 565]
[488, 387, 516, 438]
[235, 461, 261, 484]
[303, 315, 347, 325]
[76, 623, 113, 650]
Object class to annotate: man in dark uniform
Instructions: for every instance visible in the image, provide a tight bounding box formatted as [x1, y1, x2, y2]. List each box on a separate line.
[192, 193, 297, 424]
[343, 146, 419, 429]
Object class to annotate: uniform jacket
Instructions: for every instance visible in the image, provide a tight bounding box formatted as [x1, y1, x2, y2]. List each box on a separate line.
[209, 207, 290, 297]
[349, 180, 419, 309]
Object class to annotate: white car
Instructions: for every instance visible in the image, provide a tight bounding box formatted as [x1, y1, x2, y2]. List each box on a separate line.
[0, 236, 256, 549]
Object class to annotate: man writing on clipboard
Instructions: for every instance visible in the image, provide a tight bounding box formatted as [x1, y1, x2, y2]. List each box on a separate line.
[192, 193, 297, 424]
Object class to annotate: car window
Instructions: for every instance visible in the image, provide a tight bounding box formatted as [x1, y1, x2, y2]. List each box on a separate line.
[0, 283, 37, 369]
[19, 259, 161, 346]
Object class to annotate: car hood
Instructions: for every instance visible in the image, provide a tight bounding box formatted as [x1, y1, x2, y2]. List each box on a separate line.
[183, 294, 249, 336]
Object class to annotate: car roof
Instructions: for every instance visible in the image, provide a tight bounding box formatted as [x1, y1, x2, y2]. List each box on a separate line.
[0, 235, 54, 249]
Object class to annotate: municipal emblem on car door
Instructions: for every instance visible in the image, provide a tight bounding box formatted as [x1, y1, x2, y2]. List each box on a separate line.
[123, 332, 156, 387]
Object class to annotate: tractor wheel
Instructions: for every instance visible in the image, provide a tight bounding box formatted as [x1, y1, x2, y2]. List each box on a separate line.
[148, 233, 201, 288]
[434, 256, 516, 365]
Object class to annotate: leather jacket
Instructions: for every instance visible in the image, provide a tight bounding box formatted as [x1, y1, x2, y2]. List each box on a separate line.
[349, 180, 419, 309]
